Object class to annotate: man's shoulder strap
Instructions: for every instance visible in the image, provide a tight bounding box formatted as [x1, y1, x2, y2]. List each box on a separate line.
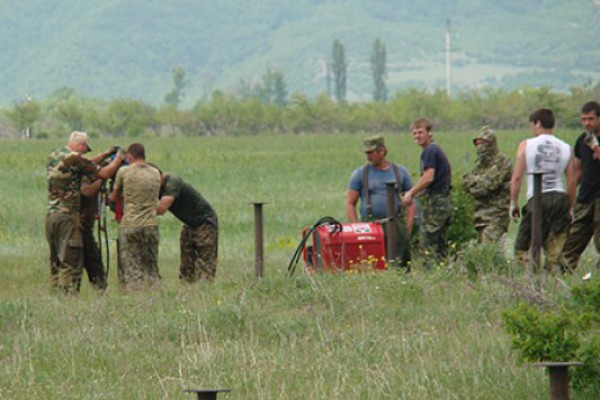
[362, 163, 404, 219]
[362, 165, 373, 218]
[391, 163, 403, 195]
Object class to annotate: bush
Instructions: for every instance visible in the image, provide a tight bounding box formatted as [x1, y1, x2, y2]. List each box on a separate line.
[502, 303, 582, 363]
[448, 181, 477, 254]
[502, 275, 600, 398]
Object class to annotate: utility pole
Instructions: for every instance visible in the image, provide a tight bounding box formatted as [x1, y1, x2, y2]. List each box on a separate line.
[445, 19, 451, 98]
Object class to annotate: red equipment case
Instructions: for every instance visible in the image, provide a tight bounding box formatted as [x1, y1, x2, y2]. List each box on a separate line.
[302, 222, 386, 272]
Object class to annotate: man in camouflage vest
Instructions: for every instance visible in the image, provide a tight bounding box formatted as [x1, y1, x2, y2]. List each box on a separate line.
[45, 131, 123, 294]
[462, 126, 512, 244]
[110, 143, 161, 290]
[155, 168, 219, 282]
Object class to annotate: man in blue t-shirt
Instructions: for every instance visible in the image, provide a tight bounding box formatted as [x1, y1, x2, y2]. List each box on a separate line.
[403, 118, 452, 268]
[347, 135, 416, 267]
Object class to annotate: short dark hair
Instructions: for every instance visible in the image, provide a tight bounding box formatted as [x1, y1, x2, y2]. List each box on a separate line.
[411, 118, 433, 132]
[529, 108, 555, 129]
[581, 101, 600, 117]
[126, 142, 146, 160]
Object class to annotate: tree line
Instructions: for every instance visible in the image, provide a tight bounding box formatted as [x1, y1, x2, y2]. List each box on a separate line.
[2, 38, 600, 138]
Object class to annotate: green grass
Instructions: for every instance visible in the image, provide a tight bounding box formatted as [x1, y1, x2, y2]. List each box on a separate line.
[0, 131, 596, 399]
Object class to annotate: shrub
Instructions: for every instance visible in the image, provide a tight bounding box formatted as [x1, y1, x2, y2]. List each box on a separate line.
[502, 303, 581, 363]
[448, 181, 477, 254]
[502, 275, 600, 398]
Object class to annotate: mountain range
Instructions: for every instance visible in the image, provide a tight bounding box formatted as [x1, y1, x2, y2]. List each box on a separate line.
[1, 0, 599, 106]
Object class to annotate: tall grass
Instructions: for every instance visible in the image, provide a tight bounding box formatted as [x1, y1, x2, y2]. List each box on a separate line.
[0, 130, 594, 399]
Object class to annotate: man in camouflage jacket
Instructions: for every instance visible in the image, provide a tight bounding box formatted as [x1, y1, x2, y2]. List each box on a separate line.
[462, 126, 512, 244]
[45, 131, 123, 294]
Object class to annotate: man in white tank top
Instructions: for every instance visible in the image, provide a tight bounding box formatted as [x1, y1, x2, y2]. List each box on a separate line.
[509, 108, 574, 272]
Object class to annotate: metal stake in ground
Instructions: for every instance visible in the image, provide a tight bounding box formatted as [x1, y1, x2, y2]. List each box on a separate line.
[184, 388, 231, 400]
[530, 172, 543, 276]
[252, 202, 266, 278]
[533, 362, 583, 400]
[385, 181, 398, 267]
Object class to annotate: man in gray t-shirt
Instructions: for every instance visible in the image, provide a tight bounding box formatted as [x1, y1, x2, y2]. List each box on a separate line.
[347, 135, 416, 268]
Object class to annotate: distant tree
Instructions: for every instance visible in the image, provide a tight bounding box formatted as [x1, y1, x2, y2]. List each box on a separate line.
[237, 78, 258, 101]
[331, 39, 347, 103]
[164, 67, 189, 108]
[371, 37, 387, 102]
[55, 100, 85, 131]
[238, 69, 288, 107]
[259, 69, 288, 107]
[103, 99, 156, 137]
[4, 98, 41, 138]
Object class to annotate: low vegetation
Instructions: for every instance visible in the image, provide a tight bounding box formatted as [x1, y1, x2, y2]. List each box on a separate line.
[0, 132, 597, 399]
[4, 83, 600, 140]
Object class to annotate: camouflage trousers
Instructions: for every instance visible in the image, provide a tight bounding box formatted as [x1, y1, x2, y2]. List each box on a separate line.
[118, 225, 160, 290]
[45, 212, 84, 295]
[81, 226, 107, 291]
[418, 193, 452, 268]
[514, 192, 570, 272]
[560, 198, 600, 272]
[476, 223, 508, 246]
[180, 219, 218, 283]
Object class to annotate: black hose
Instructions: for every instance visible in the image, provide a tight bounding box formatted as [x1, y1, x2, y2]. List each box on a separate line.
[287, 216, 342, 276]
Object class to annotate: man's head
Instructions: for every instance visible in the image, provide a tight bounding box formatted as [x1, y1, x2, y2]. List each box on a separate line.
[581, 101, 600, 134]
[363, 135, 387, 167]
[126, 142, 146, 163]
[410, 118, 433, 147]
[68, 131, 92, 154]
[473, 125, 498, 160]
[529, 108, 555, 132]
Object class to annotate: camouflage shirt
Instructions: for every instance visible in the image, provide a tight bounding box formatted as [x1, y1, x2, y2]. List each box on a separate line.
[462, 127, 512, 227]
[46, 146, 98, 214]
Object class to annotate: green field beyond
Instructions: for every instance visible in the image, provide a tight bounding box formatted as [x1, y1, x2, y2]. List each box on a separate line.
[0, 131, 595, 399]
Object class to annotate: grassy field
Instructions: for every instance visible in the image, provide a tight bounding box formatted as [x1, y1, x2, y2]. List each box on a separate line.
[0, 130, 596, 399]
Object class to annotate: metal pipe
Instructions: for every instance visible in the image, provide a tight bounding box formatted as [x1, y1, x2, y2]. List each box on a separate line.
[253, 202, 265, 278]
[534, 362, 583, 400]
[184, 389, 232, 400]
[385, 182, 397, 268]
[531, 173, 543, 275]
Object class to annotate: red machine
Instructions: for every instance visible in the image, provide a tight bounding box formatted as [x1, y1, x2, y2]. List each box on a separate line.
[302, 222, 386, 272]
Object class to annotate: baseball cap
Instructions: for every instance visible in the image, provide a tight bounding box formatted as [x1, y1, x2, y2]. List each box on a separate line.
[363, 135, 385, 152]
[70, 131, 92, 152]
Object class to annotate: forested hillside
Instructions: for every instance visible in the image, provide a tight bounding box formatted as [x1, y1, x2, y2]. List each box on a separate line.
[1, 0, 599, 106]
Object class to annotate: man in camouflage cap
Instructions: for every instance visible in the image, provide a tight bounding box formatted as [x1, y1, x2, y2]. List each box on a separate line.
[347, 135, 416, 268]
[45, 131, 124, 294]
[462, 126, 512, 244]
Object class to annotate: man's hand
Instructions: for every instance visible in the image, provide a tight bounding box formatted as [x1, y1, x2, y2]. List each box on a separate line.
[107, 146, 120, 156]
[509, 202, 520, 220]
[402, 190, 413, 206]
[583, 132, 599, 150]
